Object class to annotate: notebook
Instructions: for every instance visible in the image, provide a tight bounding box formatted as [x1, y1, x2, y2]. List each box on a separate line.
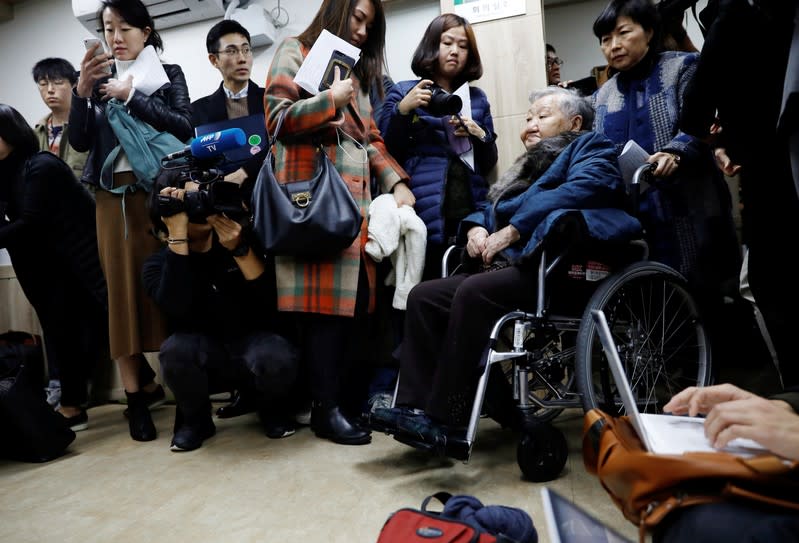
[540, 487, 632, 543]
[193, 114, 267, 174]
[589, 309, 769, 457]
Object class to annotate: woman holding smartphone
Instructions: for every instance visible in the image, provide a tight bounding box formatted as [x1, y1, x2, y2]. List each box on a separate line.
[264, 0, 411, 445]
[69, 0, 193, 442]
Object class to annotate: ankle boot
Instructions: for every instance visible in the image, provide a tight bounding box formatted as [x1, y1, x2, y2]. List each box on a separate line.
[126, 390, 157, 442]
[311, 404, 371, 445]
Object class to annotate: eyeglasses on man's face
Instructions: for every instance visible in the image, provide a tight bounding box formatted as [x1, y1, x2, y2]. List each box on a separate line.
[216, 46, 253, 58]
[546, 57, 564, 68]
[37, 78, 68, 89]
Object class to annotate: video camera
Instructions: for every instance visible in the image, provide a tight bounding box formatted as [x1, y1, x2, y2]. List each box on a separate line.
[157, 128, 249, 224]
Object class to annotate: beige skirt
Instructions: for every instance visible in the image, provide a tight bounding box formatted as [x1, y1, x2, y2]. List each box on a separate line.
[95, 172, 167, 359]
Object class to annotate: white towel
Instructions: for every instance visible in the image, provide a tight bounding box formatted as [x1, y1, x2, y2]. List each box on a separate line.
[366, 194, 427, 310]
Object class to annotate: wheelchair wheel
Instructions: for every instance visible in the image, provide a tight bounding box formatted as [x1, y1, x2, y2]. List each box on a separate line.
[574, 261, 711, 414]
[517, 423, 568, 482]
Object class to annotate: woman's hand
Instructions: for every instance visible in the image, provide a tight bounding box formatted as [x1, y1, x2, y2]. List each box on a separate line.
[159, 187, 189, 253]
[481, 225, 520, 264]
[664, 383, 756, 417]
[466, 226, 489, 258]
[398, 79, 434, 116]
[449, 115, 487, 141]
[391, 182, 415, 207]
[704, 395, 799, 460]
[329, 66, 354, 109]
[100, 75, 134, 102]
[76, 43, 113, 98]
[648, 151, 681, 177]
[206, 214, 242, 251]
[714, 148, 742, 176]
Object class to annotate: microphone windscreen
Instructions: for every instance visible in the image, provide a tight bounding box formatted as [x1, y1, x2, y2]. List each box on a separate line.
[189, 128, 247, 159]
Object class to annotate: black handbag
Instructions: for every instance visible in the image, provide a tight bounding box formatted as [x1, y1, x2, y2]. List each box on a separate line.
[0, 331, 76, 462]
[252, 112, 363, 258]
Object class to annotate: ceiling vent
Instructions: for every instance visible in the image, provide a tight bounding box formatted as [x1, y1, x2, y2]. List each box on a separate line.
[72, 0, 225, 34]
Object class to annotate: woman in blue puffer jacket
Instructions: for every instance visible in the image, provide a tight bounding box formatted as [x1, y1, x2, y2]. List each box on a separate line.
[379, 12, 498, 280]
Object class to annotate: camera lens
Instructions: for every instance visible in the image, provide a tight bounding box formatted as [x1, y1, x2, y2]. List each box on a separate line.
[427, 86, 462, 117]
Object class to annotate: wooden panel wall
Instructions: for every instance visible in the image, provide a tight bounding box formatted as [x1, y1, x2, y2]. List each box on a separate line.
[440, 0, 547, 178]
[0, 266, 42, 335]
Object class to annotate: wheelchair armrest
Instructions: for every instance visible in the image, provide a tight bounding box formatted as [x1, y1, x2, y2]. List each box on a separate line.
[442, 244, 464, 278]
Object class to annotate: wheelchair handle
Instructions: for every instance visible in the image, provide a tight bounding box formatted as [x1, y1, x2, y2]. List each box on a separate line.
[629, 163, 656, 216]
[632, 162, 656, 187]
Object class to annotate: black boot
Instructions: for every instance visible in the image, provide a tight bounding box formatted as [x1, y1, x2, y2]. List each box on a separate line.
[311, 404, 371, 445]
[126, 390, 157, 442]
[216, 389, 256, 419]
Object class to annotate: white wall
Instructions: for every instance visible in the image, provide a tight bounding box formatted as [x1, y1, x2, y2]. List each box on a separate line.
[0, 0, 441, 264]
[0, 0, 442, 126]
[542, 0, 709, 84]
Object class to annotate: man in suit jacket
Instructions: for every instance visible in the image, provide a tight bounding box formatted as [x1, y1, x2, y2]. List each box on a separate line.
[191, 19, 267, 419]
[191, 19, 266, 189]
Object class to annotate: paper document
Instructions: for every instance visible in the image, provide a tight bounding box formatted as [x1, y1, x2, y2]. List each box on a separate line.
[294, 29, 361, 96]
[641, 413, 769, 457]
[116, 45, 169, 97]
[618, 139, 651, 190]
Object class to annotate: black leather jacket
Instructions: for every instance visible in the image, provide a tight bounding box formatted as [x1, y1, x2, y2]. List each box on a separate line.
[68, 63, 193, 187]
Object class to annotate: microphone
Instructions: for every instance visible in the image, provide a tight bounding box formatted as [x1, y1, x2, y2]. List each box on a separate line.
[164, 127, 247, 161]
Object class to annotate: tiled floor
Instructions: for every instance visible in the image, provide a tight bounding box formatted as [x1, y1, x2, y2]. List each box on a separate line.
[0, 403, 639, 543]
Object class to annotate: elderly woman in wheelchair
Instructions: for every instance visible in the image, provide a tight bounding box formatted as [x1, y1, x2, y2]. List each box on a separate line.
[369, 87, 642, 459]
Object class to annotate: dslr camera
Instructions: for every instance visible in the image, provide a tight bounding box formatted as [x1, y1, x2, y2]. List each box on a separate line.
[156, 160, 248, 224]
[426, 84, 463, 117]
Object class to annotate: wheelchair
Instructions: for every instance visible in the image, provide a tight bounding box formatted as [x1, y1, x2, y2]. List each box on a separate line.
[387, 164, 713, 482]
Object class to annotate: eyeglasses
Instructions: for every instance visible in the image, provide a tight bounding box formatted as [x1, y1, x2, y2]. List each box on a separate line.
[216, 46, 252, 58]
[37, 79, 68, 89]
[546, 57, 564, 68]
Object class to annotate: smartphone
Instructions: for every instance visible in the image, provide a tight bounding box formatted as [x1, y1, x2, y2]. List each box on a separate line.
[83, 37, 112, 74]
[318, 50, 355, 92]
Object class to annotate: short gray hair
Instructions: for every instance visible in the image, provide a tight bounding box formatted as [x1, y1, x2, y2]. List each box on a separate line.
[528, 86, 594, 129]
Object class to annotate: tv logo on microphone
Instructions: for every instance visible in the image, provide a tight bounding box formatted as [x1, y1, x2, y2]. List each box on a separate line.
[198, 131, 223, 153]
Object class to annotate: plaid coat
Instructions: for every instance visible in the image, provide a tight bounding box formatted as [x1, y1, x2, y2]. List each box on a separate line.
[264, 37, 409, 316]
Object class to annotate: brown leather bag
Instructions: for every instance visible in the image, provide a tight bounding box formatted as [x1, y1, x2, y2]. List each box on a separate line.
[582, 408, 799, 542]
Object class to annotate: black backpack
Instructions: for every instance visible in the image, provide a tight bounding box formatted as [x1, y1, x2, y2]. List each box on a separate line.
[0, 331, 75, 462]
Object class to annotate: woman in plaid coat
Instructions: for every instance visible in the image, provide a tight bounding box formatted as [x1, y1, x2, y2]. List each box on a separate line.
[264, 0, 412, 445]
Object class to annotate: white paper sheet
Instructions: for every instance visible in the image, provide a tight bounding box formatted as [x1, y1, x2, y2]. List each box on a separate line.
[452, 83, 475, 171]
[294, 29, 361, 96]
[641, 413, 769, 457]
[618, 139, 651, 190]
[115, 45, 169, 97]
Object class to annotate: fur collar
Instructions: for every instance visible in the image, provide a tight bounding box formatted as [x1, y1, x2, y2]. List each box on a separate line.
[487, 131, 584, 202]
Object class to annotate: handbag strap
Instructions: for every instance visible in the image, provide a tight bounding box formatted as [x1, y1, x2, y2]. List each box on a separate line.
[267, 110, 333, 167]
[420, 492, 453, 512]
[268, 109, 287, 148]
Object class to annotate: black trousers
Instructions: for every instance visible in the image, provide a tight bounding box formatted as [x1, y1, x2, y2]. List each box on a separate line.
[654, 502, 799, 542]
[396, 266, 538, 426]
[291, 262, 371, 413]
[17, 270, 106, 408]
[159, 331, 298, 423]
[742, 148, 799, 387]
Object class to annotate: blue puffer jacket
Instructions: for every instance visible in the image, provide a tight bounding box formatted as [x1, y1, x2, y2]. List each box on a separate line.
[460, 131, 642, 263]
[379, 80, 498, 245]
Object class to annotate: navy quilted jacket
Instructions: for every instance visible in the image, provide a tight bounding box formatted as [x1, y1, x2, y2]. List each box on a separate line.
[460, 131, 642, 263]
[379, 80, 497, 244]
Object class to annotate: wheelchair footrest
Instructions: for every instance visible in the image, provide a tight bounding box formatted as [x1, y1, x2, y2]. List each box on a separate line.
[393, 433, 471, 462]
